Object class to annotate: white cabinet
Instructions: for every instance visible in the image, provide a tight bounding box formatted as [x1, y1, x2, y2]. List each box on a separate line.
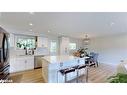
[59, 37, 70, 55]
[37, 36, 48, 48]
[16, 58, 26, 71]
[10, 58, 17, 73]
[25, 56, 34, 70]
[10, 56, 34, 73]
[9, 33, 15, 47]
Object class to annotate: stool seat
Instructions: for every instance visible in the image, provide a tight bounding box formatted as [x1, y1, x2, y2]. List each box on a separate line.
[71, 65, 79, 69]
[89, 63, 95, 67]
[78, 64, 86, 69]
[59, 67, 75, 75]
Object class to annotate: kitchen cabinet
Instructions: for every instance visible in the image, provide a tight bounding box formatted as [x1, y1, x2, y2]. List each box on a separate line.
[25, 56, 34, 70]
[10, 58, 17, 73]
[59, 37, 70, 55]
[16, 58, 26, 71]
[37, 36, 48, 48]
[10, 56, 34, 73]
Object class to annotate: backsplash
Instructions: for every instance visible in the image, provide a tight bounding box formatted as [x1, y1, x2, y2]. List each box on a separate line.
[9, 47, 26, 56]
[9, 47, 49, 57]
[34, 47, 49, 56]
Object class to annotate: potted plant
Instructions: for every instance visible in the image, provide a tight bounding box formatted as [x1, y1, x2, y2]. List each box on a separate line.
[107, 73, 127, 83]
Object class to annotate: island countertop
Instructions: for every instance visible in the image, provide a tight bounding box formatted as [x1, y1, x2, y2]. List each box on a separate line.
[42, 55, 89, 64]
[41, 55, 89, 83]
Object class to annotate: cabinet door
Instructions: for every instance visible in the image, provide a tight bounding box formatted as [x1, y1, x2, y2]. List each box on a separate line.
[42, 37, 48, 48]
[60, 37, 69, 55]
[25, 57, 34, 70]
[16, 58, 26, 72]
[10, 58, 16, 73]
[10, 58, 26, 73]
[37, 37, 48, 48]
[37, 37, 42, 47]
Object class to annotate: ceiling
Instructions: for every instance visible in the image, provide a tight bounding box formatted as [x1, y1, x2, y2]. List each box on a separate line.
[0, 12, 127, 39]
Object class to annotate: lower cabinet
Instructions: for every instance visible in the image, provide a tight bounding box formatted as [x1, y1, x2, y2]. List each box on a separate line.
[25, 57, 34, 70]
[10, 56, 34, 73]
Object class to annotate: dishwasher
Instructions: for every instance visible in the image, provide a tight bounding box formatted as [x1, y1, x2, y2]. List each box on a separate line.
[34, 55, 44, 69]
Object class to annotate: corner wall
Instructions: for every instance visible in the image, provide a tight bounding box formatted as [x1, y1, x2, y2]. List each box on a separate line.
[89, 33, 127, 65]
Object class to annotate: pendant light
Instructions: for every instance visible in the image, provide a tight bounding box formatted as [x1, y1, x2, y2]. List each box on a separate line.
[84, 34, 90, 45]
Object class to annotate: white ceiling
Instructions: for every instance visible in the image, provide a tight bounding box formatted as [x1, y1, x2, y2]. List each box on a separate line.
[0, 12, 127, 39]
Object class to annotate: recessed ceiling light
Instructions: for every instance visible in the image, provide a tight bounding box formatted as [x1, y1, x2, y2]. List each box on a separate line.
[29, 29, 32, 31]
[110, 22, 115, 26]
[29, 23, 33, 26]
[58, 33, 63, 35]
[29, 12, 34, 15]
[48, 30, 50, 33]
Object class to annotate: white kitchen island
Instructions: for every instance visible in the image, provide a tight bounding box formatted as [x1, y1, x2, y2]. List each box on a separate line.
[41, 55, 88, 83]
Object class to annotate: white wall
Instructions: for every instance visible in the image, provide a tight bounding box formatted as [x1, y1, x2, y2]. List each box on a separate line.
[89, 33, 127, 65]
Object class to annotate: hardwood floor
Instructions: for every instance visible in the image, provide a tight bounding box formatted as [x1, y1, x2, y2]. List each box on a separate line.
[87, 63, 116, 83]
[10, 68, 44, 83]
[10, 63, 116, 83]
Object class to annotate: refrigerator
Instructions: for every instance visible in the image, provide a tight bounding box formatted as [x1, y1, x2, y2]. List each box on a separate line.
[0, 27, 10, 80]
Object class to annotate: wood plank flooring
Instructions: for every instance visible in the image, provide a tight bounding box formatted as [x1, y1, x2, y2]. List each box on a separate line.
[10, 68, 44, 83]
[10, 63, 116, 83]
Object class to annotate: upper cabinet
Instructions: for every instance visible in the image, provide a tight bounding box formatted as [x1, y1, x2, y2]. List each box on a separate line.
[37, 36, 48, 48]
[59, 37, 70, 55]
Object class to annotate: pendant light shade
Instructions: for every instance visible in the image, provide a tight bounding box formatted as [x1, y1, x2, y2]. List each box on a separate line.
[84, 34, 90, 45]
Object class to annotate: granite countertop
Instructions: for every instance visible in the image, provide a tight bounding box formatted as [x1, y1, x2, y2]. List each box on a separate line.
[42, 55, 89, 64]
[10, 55, 35, 58]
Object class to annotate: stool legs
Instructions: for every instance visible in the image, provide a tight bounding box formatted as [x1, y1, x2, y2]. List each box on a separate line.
[86, 66, 88, 83]
[57, 72, 68, 83]
[57, 71, 59, 83]
[65, 74, 67, 83]
[76, 70, 79, 83]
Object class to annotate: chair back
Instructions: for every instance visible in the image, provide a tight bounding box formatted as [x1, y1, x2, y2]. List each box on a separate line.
[90, 52, 98, 62]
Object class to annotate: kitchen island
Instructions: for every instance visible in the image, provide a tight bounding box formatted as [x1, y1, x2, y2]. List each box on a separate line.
[41, 55, 88, 83]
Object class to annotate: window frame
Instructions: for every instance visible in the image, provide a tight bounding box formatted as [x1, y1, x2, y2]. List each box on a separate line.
[50, 40, 57, 53]
[15, 35, 36, 50]
[69, 43, 77, 50]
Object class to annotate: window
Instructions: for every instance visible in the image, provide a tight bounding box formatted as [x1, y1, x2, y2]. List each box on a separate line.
[16, 36, 36, 49]
[50, 41, 57, 53]
[69, 43, 77, 50]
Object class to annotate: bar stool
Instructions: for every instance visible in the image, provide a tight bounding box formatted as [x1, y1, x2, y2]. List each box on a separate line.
[76, 64, 88, 83]
[59, 67, 76, 83]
